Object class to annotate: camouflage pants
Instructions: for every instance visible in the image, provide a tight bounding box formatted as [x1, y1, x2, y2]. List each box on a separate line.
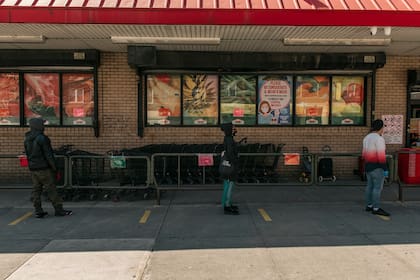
[31, 169, 63, 213]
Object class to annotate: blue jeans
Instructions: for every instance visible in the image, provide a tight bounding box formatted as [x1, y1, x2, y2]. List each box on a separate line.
[365, 168, 385, 209]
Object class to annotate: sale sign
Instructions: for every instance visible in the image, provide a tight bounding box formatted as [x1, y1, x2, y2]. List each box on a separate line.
[198, 154, 214, 166]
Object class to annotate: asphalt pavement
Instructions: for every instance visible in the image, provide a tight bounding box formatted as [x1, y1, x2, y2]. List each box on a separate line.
[1, 184, 420, 280]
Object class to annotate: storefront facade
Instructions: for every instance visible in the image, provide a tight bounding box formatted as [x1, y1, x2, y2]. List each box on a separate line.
[1, 0, 420, 160]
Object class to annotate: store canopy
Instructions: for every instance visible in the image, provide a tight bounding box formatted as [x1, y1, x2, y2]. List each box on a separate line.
[1, 0, 420, 26]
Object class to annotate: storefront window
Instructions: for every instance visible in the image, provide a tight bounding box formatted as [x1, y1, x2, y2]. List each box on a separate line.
[62, 73, 94, 125]
[220, 75, 256, 125]
[331, 76, 365, 125]
[24, 73, 60, 125]
[0, 73, 20, 125]
[142, 72, 366, 127]
[182, 74, 219, 125]
[295, 75, 330, 125]
[146, 74, 181, 125]
[257, 75, 293, 125]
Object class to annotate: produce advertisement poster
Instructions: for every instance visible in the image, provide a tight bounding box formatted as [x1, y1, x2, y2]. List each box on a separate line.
[62, 73, 94, 125]
[257, 75, 292, 125]
[24, 73, 60, 125]
[331, 76, 365, 125]
[295, 75, 330, 125]
[0, 73, 20, 125]
[382, 114, 403, 144]
[147, 74, 181, 125]
[182, 74, 218, 125]
[220, 75, 256, 125]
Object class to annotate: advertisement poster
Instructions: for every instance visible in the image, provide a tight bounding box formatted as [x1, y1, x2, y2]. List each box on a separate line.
[257, 75, 292, 125]
[182, 74, 218, 125]
[220, 75, 256, 125]
[147, 74, 181, 125]
[24, 73, 60, 125]
[295, 75, 330, 125]
[62, 73, 94, 125]
[0, 73, 20, 125]
[382, 114, 403, 144]
[331, 76, 364, 125]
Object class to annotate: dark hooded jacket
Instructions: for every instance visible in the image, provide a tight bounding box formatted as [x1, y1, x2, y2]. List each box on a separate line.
[24, 118, 57, 171]
[221, 123, 239, 179]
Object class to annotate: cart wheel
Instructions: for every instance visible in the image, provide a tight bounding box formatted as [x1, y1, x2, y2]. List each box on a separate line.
[318, 176, 323, 182]
[299, 177, 304, 183]
[332, 176, 337, 182]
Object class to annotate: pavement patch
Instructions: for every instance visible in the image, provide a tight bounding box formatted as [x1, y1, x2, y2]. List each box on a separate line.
[6, 238, 154, 280]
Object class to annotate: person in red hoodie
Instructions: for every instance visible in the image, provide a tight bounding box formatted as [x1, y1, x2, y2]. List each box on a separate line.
[362, 119, 390, 216]
[24, 118, 72, 218]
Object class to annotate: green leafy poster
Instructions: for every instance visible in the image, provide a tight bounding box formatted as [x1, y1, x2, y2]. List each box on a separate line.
[220, 75, 256, 125]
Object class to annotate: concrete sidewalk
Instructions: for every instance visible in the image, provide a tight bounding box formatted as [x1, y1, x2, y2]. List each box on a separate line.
[1, 185, 420, 280]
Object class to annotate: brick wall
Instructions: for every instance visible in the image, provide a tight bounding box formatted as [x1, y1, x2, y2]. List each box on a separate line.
[1, 53, 418, 156]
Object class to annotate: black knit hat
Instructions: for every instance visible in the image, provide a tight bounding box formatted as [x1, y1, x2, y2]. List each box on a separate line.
[29, 117, 45, 132]
[371, 119, 384, 132]
[220, 123, 233, 136]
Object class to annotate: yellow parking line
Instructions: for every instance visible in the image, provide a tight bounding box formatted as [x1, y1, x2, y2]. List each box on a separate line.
[377, 215, 391, 221]
[9, 212, 33, 226]
[139, 210, 151, 224]
[257, 208, 272, 222]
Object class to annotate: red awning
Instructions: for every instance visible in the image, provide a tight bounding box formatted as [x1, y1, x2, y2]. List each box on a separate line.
[1, 0, 420, 26]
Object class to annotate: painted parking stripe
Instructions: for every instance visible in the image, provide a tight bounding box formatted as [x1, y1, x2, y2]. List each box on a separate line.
[377, 215, 391, 221]
[9, 212, 33, 226]
[139, 210, 151, 224]
[257, 208, 272, 222]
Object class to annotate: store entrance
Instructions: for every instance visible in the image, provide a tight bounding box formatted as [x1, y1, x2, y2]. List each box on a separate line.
[407, 70, 420, 147]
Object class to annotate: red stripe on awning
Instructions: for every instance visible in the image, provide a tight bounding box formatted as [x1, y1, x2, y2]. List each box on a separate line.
[1, 0, 420, 26]
[1, 0, 419, 9]
[1, 7, 420, 26]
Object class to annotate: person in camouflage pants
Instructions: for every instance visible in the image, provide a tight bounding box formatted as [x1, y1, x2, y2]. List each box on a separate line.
[24, 118, 72, 218]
